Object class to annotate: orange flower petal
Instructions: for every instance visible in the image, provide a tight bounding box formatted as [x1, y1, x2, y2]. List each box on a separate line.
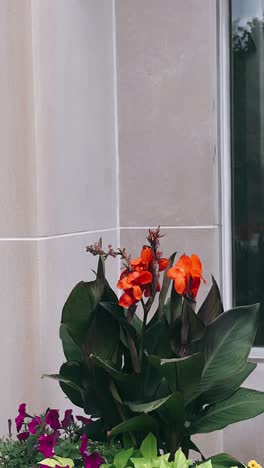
[190, 254, 202, 278]
[119, 292, 135, 308]
[176, 254, 192, 275]
[140, 246, 153, 265]
[167, 266, 177, 279]
[136, 270, 152, 285]
[133, 285, 142, 301]
[174, 274, 187, 295]
[190, 277, 201, 298]
[158, 258, 169, 271]
[130, 257, 142, 266]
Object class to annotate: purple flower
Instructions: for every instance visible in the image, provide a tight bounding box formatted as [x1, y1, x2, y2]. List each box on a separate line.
[45, 409, 60, 431]
[28, 416, 42, 434]
[38, 433, 57, 458]
[80, 434, 89, 456]
[76, 415, 92, 425]
[61, 409, 73, 429]
[15, 403, 26, 432]
[17, 431, 29, 441]
[80, 435, 104, 468]
[84, 452, 104, 468]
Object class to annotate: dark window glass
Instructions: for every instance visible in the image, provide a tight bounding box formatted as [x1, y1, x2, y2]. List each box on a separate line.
[231, 0, 264, 345]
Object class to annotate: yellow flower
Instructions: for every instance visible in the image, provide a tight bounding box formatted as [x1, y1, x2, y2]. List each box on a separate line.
[248, 460, 262, 468]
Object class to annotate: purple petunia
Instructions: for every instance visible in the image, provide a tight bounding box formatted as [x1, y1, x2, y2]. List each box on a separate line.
[17, 431, 29, 441]
[76, 415, 92, 425]
[61, 409, 74, 429]
[80, 434, 104, 468]
[15, 403, 26, 432]
[28, 416, 42, 434]
[38, 433, 57, 458]
[45, 409, 61, 431]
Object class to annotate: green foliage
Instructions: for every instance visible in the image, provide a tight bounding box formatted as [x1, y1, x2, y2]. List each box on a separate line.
[100, 433, 212, 468]
[0, 435, 119, 468]
[49, 245, 262, 459]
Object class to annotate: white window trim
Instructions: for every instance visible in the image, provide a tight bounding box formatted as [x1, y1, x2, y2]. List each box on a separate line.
[219, 0, 263, 360]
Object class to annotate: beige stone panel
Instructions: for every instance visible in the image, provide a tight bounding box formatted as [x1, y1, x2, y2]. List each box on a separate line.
[38, 230, 119, 411]
[31, 0, 117, 235]
[116, 0, 218, 227]
[0, 241, 41, 435]
[0, 0, 37, 236]
[224, 363, 264, 463]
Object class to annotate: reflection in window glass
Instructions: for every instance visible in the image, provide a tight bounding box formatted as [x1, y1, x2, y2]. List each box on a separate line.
[231, 0, 264, 345]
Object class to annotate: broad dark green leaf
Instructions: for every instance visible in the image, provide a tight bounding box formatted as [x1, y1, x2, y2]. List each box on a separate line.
[125, 395, 173, 413]
[201, 361, 257, 405]
[198, 304, 260, 392]
[149, 353, 204, 403]
[189, 387, 264, 434]
[61, 279, 104, 347]
[197, 276, 223, 326]
[83, 305, 120, 362]
[157, 392, 185, 430]
[144, 318, 172, 357]
[60, 323, 81, 361]
[170, 284, 182, 326]
[89, 355, 130, 382]
[109, 415, 159, 438]
[205, 453, 244, 468]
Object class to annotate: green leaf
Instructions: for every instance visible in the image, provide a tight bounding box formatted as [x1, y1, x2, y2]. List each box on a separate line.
[83, 305, 120, 362]
[60, 323, 81, 361]
[125, 395, 173, 413]
[61, 276, 104, 346]
[205, 453, 244, 468]
[198, 461, 212, 468]
[198, 304, 260, 392]
[201, 361, 257, 405]
[197, 276, 223, 326]
[189, 387, 264, 434]
[140, 433, 157, 459]
[157, 252, 177, 319]
[38, 456, 74, 467]
[157, 392, 185, 430]
[114, 447, 134, 468]
[149, 353, 204, 403]
[170, 285, 182, 326]
[173, 448, 191, 468]
[110, 415, 159, 438]
[89, 354, 130, 382]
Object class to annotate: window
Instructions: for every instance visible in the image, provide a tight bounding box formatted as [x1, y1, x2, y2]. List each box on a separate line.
[231, 0, 264, 345]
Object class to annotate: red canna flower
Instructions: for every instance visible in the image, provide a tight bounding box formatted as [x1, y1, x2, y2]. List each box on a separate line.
[130, 246, 168, 273]
[167, 254, 205, 299]
[117, 270, 152, 307]
[117, 245, 169, 307]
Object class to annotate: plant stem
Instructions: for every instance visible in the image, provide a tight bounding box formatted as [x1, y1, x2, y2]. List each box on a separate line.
[127, 304, 141, 373]
[169, 431, 180, 460]
[139, 304, 148, 362]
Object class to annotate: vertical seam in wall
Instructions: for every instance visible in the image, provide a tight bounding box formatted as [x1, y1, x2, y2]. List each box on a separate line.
[219, 0, 233, 312]
[112, 0, 121, 263]
[29, 0, 44, 401]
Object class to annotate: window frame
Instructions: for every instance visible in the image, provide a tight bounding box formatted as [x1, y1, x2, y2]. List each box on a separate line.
[219, 0, 263, 359]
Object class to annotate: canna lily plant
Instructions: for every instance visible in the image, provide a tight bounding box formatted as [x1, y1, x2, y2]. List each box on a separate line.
[48, 227, 264, 460]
